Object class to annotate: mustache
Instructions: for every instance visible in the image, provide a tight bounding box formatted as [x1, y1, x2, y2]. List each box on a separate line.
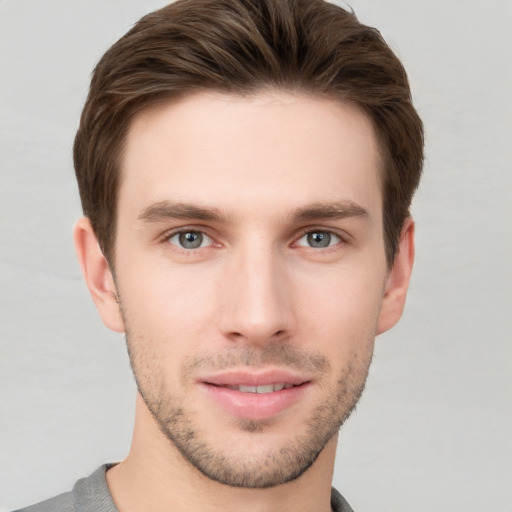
[182, 343, 330, 378]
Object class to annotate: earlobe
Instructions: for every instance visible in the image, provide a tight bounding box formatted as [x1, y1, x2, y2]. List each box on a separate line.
[376, 218, 415, 335]
[73, 217, 125, 333]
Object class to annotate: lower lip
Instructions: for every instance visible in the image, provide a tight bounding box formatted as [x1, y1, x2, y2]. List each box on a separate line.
[200, 383, 309, 420]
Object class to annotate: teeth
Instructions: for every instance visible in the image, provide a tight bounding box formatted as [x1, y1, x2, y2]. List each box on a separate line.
[226, 383, 293, 393]
[239, 385, 257, 393]
[256, 384, 275, 393]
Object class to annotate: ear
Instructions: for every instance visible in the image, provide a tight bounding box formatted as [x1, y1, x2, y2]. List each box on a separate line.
[376, 218, 415, 335]
[73, 217, 125, 333]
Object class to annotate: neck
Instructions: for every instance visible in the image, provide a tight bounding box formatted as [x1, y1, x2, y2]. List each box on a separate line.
[106, 394, 337, 512]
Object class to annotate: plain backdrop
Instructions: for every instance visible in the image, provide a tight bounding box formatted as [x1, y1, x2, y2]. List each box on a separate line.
[1, 1, 511, 510]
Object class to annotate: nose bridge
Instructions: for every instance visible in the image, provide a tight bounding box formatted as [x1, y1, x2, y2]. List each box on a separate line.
[220, 236, 294, 344]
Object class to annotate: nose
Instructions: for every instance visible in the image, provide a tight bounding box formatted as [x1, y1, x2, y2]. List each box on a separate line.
[218, 244, 295, 346]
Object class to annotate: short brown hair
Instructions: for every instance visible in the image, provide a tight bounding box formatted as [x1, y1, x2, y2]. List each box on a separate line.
[74, 0, 423, 266]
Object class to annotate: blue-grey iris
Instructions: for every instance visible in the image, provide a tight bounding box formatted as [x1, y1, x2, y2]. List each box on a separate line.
[179, 231, 203, 249]
[307, 232, 331, 248]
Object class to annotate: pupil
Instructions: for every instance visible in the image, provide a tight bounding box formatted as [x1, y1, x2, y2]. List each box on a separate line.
[308, 232, 330, 248]
[179, 231, 202, 248]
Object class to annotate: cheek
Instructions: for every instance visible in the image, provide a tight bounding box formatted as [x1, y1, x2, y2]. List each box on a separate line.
[296, 265, 385, 354]
[117, 258, 220, 344]
[119, 267, 219, 395]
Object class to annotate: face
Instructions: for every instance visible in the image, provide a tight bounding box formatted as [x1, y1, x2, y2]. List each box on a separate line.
[89, 91, 408, 488]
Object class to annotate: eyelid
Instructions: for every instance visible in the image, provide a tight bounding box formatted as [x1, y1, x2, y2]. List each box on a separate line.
[160, 226, 217, 248]
[295, 232, 340, 249]
[292, 226, 350, 246]
[157, 224, 350, 250]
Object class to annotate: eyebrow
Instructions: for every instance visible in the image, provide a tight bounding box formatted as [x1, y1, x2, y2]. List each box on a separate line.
[137, 199, 369, 224]
[138, 200, 227, 223]
[292, 201, 369, 222]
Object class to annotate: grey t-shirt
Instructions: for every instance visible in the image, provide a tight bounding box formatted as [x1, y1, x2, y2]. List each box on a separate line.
[14, 465, 354, 512]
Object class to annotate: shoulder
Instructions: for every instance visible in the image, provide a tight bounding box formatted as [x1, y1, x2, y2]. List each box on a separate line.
[331, 486, 356, 512]
[11, 464, 118, 512]
[12, 492, 74, 512]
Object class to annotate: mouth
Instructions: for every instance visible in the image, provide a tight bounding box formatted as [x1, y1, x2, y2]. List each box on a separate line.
[198, 370, 311, 420]
[213, 383, 297, 393]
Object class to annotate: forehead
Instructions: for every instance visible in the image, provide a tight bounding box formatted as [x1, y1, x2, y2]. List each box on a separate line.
[119, 90, 383, 221]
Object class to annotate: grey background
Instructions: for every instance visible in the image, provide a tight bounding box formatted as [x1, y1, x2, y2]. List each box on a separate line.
[1, 0, 511, 510]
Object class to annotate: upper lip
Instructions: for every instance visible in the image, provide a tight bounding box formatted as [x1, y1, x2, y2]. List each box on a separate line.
[198, 369, 311, 387]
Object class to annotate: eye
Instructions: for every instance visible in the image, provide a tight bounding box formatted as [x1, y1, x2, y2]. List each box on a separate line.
[167, 230, 213, 249]
[296, 231, 341, 249]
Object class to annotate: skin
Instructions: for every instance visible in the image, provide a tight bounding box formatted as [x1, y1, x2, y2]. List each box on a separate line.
[74, 90, 414, 512]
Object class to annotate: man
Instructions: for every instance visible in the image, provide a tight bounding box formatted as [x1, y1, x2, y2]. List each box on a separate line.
[16, 0, 423, 510]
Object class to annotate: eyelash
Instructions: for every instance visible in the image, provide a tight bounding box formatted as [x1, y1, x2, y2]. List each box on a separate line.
[160, 227, 348, 252]
[294, 230, 343, 250]
[162, 229, 216, 251]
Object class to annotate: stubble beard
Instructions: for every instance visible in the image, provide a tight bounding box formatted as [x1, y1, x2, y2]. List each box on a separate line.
[125, 329, 373, 489]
